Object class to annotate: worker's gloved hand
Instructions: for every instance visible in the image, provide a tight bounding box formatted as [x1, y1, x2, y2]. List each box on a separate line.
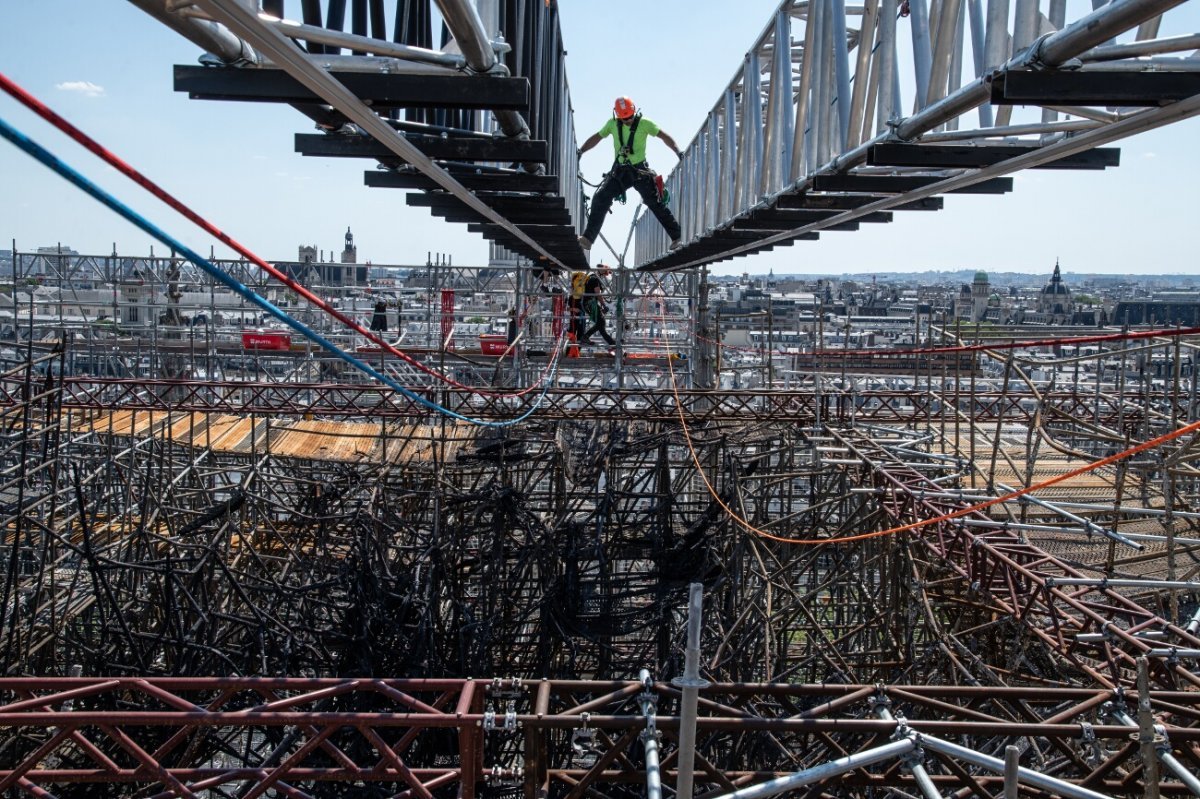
[674, 148, 683, 159]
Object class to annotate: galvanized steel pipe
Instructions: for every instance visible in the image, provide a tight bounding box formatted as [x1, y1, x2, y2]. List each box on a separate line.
[707, 737, 917, 799]
[431, 0, 530, 140]
[896, 0, 1189, 140]
[127, 0, 260, 64]
[996, 482, 1143, 550]
[674, 583, 708, 799]
[194, 0, 558, 266]
[1085, 32, 1200, 60]
[638, 669, 663, 799]
[876, 706, 940, 799]
[1045, 578, 1200, 590]
[261, 15, 465, 69]
[920, 735, 1116, 799]
[1110, 708, 1200, 798]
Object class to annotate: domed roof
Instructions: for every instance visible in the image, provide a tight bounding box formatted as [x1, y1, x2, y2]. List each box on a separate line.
[1042, 261, 1070, 295]
[973, 270, 988, 284]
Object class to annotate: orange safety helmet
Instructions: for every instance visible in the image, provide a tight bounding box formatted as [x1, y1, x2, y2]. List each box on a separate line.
[613, 96, 637, 120]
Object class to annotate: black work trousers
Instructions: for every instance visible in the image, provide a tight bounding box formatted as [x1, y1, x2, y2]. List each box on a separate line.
[583, 162, 681, 242]
[581, 299, 615, 346]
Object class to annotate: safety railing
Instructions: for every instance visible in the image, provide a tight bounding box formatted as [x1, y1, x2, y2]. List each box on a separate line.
[635, 0, 1200, 267]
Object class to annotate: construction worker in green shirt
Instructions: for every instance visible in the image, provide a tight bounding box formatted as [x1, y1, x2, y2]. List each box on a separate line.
[577, 96, 683, 253]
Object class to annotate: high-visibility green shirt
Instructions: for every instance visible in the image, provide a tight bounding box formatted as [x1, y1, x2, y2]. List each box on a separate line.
[598, 115, 660, 166]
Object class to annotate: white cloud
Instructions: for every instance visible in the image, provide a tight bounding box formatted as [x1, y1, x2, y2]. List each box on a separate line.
[55, 81, 105, 97]
[1142, 152, 1157, 159]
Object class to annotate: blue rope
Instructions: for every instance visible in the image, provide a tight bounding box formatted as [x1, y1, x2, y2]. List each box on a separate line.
[0, 114, 557, 428]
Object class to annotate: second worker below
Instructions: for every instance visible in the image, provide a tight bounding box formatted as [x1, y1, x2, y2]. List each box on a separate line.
[577, 96, 684, 253]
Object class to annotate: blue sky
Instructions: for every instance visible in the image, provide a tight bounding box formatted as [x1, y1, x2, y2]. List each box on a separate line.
[1, 1, 1199, 275]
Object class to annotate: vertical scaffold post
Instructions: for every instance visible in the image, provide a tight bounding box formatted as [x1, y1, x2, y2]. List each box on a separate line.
[674, 582, 709, 799]
[638, 668, 662, 799]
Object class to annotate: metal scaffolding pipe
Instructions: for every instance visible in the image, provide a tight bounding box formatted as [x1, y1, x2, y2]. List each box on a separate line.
[874, 0, 898, 134]
[983, 0, 1011, 70]
[1039, 0, 1189, 65]
[1159, 745, 1200, 798]
[194, 0, 556, 265]
[638, 669, 663, 799]
[1187, 605, 1200, 635]
[876, 706, 939, 799]
[921, 735, 1115, 799]
[431, 0, 530, 140]
[1084, 32, 1200, 60]
[896, 0, 1188, 140]
[707, 738, 917, 799]
[127, 0, 260, 64]
[431, 0, 498, 72]
[1003, 745, 1020, 799]
[1077, 631, 1166, 642]
[908, 0, 934, 108]
[261, 15, 466, 69]
[1045, 578, 1200, 590]
[1109, 708, 1200, 797]
[917, 118, 1099, 141]
[927, 0, 964, 106]
[966, 0, 993, 127]
[674, 583, 708, 799]
[997, 482, 1143, 550]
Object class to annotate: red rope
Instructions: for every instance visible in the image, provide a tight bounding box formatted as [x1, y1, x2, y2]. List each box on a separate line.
[0, 71, 560, 399]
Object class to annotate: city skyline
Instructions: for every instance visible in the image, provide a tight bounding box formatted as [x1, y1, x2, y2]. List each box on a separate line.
[0, 1, 1198, 274]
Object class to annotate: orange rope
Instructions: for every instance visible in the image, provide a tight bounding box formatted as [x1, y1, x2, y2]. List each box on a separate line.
[658, 282, 1200, 546]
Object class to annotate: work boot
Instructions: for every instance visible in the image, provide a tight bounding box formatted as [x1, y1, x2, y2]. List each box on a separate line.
[578, 235, 592, 251]
[669, 238, 683, 251]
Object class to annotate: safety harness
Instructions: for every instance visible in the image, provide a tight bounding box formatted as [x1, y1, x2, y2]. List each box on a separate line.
[615, 112, 642, 165]
[581, 112, 668, 212]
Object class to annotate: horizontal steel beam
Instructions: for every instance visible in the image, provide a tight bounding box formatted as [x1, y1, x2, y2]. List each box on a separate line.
[993, 69, 1200, 106]
[296, 132, 549, 162]
[867, 143, 1121, 170]
[175, 64, 529, 110]
[365, 169, 559, 193]
[810, 175, 1015, 194]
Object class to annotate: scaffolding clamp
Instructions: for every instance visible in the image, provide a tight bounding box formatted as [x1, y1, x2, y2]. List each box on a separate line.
[1152, 724, 1171, 754]
[482, 700, 518, 732]
[485, 766, 524, 786]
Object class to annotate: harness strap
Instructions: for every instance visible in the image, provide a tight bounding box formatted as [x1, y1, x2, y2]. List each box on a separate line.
[615, 113, 641, 164]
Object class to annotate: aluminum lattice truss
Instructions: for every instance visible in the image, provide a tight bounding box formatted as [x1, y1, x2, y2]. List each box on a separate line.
[636, 0, 1200, 268]
[130, 0, 591, 268]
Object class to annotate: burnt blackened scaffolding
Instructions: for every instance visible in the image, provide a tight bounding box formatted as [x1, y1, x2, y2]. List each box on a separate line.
[2, 268, 1200, 796]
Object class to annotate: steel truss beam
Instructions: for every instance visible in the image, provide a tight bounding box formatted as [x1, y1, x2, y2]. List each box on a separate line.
[20, 378, 1154, 424]
[143, 0, 591, 268]
[1, 678, 1198, 797]
[636, 0, 1200, 269]
[831, 427, 1200, 691]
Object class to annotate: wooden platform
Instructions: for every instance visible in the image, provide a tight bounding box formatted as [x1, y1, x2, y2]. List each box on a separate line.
[71, 410, 479, 464]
